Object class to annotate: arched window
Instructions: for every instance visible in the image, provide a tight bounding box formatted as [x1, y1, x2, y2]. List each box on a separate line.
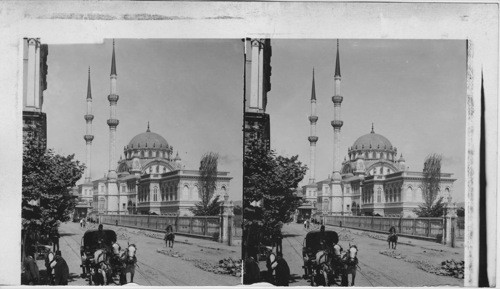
[182, 185, 189, 200]
[377, 188, 381, 203]
[156, 165, 159, 173]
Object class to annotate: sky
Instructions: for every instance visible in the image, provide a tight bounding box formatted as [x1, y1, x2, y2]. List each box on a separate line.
[266, 39, 466, 203]
[44, 39, 243, 201]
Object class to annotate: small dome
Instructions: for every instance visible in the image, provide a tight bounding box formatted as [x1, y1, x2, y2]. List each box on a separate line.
[352, 129, 392, 151]
[128, 130, 168, 149]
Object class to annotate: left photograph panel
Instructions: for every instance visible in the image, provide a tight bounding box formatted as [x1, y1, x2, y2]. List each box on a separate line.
[21, 38, 243, 286]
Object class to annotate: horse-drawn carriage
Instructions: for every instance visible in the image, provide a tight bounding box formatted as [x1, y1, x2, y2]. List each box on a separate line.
[302, 229, 359, 286]
[80, 229, 137, 285]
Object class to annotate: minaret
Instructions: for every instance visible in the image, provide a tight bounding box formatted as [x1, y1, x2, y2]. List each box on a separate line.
[308, 68, 318, 184]
[331, 39, 343, 181]
[107, 40, 119, 180]
[84, 67, 94, 183]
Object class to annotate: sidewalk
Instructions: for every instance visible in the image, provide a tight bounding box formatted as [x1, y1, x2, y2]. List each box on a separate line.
[324, 224, 464, 256]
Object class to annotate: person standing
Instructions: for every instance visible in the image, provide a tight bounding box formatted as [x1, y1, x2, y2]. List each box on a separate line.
[23, 255, 40, 285]
[50, 252, 69, 285]
[274, 252, 291, 286]
[51, 226, 60, 253]
[265, 246, 277, 284]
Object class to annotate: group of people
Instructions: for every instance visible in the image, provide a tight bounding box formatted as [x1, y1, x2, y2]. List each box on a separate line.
[22, 224, 69, 285]
[264, 246, 291, 286]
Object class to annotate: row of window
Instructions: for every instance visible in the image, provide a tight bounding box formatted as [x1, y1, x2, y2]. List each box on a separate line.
[349, 151, 397, 161]
[125, 150, 172, 159]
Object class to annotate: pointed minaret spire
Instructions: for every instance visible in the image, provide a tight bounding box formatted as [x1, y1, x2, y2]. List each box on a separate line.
[311, 68, 316, 100]
[87, 67, 92, 99]
[111, 39, 117, 76]
[84, 67, 95, 183]
[371, 123, 374, 133]
[335, 39, 341, 77]
[147, 121, 150, 132]
[308, 67, 319, 184]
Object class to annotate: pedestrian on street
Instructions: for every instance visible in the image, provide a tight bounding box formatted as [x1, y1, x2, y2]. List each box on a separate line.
[23, 255, 40, 285]
[304, 220, 307, 229]
[80, 219, 83, 228]
[265, 246, 277, 284]
[51, 226, 60, 253]
[49, 251, 69, 285]
[306, 219, 310, 229]
[274, 252, 291, 286]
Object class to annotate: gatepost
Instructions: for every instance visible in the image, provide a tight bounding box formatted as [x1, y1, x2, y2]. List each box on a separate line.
[445, 202, 457, 247]
[220, 193, 234, 245]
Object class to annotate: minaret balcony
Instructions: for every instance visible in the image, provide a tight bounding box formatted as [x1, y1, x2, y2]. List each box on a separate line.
[308, 115, 318, 124]
[332, 95, 343, 104]
[331, 120, 344, 128]
[107, 119, 120, 127]
[308, 136, 319, 143]
[108, 94, 119, 103]
[84, 135, 94, 142]
[84, 114, 94, 121]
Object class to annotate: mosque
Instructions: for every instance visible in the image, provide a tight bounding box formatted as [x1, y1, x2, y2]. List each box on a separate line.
[299, 40, 456, 218]
[78, 41, 232, 216]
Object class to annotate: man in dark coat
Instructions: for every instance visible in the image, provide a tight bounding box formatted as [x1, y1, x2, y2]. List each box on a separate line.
[23, 255, 40, 285]
[274, 252, 291, 286]
[50, 252, 70, 285]
[51, 226, 60, 253]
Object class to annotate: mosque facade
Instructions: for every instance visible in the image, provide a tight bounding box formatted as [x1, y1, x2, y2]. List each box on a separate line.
[300, 41, 456, 218]
[78, 41, 231, 216]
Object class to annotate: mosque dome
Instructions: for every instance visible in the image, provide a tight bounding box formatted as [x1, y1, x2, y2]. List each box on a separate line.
[128, 130, 168, 149]
[352, 126, 392, 150]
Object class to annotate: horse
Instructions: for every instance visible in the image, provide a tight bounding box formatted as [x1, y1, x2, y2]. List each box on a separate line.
[92, 248, 111, 285]
[119, 244, 137, 285]
[164, 225, 175, 248]
[341, 244, 359, 287]
[388, 226, 398, 249]
[312, 248, 332, 286]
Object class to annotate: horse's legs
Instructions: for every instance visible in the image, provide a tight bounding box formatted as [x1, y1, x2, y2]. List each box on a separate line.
[351, 270, 356, 286]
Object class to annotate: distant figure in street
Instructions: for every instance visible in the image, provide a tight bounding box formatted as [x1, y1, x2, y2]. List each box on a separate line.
[49, 251, 69, 285]
[306, 219, 310, 229]
[304, 220, 307, 229]
[273, 223, 283, 255]
[23, 255, 40, 285]
[274, 252, 290, 286]
[80, 219, 83, 228]
[96, 224, 107, 249]
[164, 225, 175, 248]
[51, 226, 60, 253]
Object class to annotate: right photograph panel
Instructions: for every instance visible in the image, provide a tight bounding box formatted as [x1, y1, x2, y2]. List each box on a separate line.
[242, 39, 466, 287]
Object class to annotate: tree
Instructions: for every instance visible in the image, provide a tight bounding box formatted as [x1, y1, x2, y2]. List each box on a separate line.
[190, 152, 221, 216]
[243, 139, 307, 238]
[190, 195, 222, 216]
[233, 205, 243, 216]
[414, 154, 445, 217]
[22, 128, 84, 257]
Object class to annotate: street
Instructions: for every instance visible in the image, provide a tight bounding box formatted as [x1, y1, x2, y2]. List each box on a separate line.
[276, 222, 464, 287]
[37, 221, 240, 286]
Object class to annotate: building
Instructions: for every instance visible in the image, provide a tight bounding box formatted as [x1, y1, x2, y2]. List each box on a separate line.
[22, 38, 49, 144]
[301, 40, 456, 218]
[79, 41, 232, 216]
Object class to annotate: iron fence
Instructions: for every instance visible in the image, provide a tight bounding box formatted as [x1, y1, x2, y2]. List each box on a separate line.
[324, 215, 444, 239]
[100, 214, 221, 239]
[233, 214, 243, 238]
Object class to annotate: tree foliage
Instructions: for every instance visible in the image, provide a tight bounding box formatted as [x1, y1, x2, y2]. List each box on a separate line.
[190, 152, 220, 216]
[243, 139, 307, 237]
[22, 128, 84, 254]
[190, 195, 222, 216]
[414, 154, 445, 217]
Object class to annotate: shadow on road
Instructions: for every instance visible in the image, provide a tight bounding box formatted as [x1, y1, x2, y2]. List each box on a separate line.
[283, 233, 303, 238]
[289, 273, 304, 284]
[60, 232, 78, 237]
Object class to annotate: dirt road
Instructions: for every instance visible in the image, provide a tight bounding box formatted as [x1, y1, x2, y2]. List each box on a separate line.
[40, 221, 240, 286]
[279, 222, 464, 287]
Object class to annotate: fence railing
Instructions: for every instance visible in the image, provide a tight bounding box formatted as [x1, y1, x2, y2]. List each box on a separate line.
[324, 215, 444, 239]
[101, 214, 221, 240]
[233, 215, 243, 238]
